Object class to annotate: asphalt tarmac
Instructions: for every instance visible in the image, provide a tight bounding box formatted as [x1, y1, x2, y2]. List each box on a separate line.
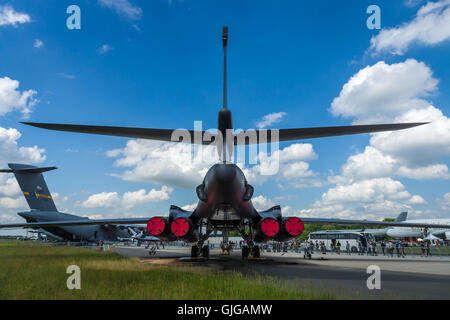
[112, 245, 450, 299]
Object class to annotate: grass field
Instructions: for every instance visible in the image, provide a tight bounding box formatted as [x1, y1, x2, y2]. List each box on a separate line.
[0, 241, 336, 299]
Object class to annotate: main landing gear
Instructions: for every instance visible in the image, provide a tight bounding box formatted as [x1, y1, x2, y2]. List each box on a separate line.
[191, 245, 199, 258]
[191, 244, 210, 259]
[242, 243, 260, 259]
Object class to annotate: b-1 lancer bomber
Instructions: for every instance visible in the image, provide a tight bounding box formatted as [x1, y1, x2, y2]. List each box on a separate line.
[1, 27, 448, 259]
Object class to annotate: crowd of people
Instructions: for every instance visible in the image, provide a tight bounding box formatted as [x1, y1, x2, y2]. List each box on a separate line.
[156, 237, 442, 259]
[259, 238, 437, 259]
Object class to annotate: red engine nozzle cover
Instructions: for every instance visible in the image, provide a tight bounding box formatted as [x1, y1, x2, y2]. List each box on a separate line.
[260, 217, 280, 237]
[147, 217, 166, 236]
[285, 217, 304, 236]
[171, 217, 190, 237]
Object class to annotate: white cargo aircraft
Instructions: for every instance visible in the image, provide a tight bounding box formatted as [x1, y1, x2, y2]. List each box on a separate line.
[387, 216, 450, 240]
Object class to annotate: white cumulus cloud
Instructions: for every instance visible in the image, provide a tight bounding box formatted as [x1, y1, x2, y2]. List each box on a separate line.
[369, 106, 450, 167]
[33, 39, 44, 48]
[82, 186, 173, 209]
[330, 59, 438, 124]
[330, 59, 450, 176]
[107, 140, 217, 188]
[409, 195, 426, 204]
[0, 176, 21, 198]
[106, 137, 320, 190]
[0, 5, 30, 26]
[369, 0, 450, 55]
[305, 58, 450, 221]
[437, 192, 450, 210]
[0, 196, 25, 209]
[321, 178, 411, 204]
[0, 127, 46, 167]
[0, 127, 46, 217]
[98, 0, 142, 20]
[97, 44, 114, 55]
[251, 195, 275, 211]
[0, 76, 39, 117]
[255, 112, 287, 129]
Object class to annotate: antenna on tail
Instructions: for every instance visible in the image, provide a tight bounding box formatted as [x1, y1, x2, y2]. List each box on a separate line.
[223, 26, 228, 109]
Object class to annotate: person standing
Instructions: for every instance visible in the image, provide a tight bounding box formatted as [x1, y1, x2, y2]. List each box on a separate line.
[346, 241, 351, 255]
[395, 241, 400, 257]
[400, 241, 406, 258]
[336, 240, 341, 255]
[367, 242, 372, 256]
[426, 241, 432, 257]
[380, 240, 386, 256]
[388, 241, 394, 257]
[372, 242, 377, 256]
[303, 241, 309, 259]
[358, 242, 363, 255]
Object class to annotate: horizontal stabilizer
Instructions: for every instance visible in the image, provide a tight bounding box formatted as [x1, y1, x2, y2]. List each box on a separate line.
[6, 163, 57, 173]
[22, 122, 429, 146]
[234, 122, 429, 145]
[22, 122, 213, 145]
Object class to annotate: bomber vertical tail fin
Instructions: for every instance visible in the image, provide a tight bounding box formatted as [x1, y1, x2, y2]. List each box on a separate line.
[1, 163, 58, 212]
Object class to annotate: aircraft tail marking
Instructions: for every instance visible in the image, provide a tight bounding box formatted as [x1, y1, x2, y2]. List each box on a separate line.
[1, 163, 58, 212]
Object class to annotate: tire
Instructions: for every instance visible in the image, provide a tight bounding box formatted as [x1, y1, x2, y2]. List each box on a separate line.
[242, 246, 250, 259]
[191, 245, 199, 258]
[252, 246, 260, 258]
[201, 246, 210, 259]
[351, 246, 358, 253]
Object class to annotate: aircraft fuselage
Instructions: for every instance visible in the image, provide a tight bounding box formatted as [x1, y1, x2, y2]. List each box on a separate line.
[18, 211, 130, 241]
[194, 163, 258, 227]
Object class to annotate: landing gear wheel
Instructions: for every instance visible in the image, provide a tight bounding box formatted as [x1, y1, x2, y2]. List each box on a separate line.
[242, 246, 250, 259]
[252, 246, 260, 258]
[191, 245, 199, 258]
[201, 246, 210, 259]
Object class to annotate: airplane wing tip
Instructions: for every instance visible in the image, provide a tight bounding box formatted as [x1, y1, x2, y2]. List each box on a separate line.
[409, 121, 430, 127]
[21, 121, 42, 127]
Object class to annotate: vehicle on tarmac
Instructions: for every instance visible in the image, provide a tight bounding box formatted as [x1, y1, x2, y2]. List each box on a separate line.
[308, 231, 375, 252]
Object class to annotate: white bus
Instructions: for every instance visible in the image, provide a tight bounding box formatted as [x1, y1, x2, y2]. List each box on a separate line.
[308, 231, 376, 252]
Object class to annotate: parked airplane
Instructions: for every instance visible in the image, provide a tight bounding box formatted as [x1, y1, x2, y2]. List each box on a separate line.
[319, 212, 409, 240]
[117, 229, 159, 242]
[1, 27, 449, 259]
[0, 163, 137, 242]
[386, 216, 450, 240]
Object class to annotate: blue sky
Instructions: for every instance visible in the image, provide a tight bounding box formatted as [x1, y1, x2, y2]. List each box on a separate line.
[0, 0, 449, 234]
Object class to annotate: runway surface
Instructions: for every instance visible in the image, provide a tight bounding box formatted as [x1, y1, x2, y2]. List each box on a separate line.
[112, 245, 450, 299]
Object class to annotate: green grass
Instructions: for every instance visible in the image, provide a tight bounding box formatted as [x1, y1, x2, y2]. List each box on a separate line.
[0, 241, 336, 300]
[401, 246, 450, 255]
